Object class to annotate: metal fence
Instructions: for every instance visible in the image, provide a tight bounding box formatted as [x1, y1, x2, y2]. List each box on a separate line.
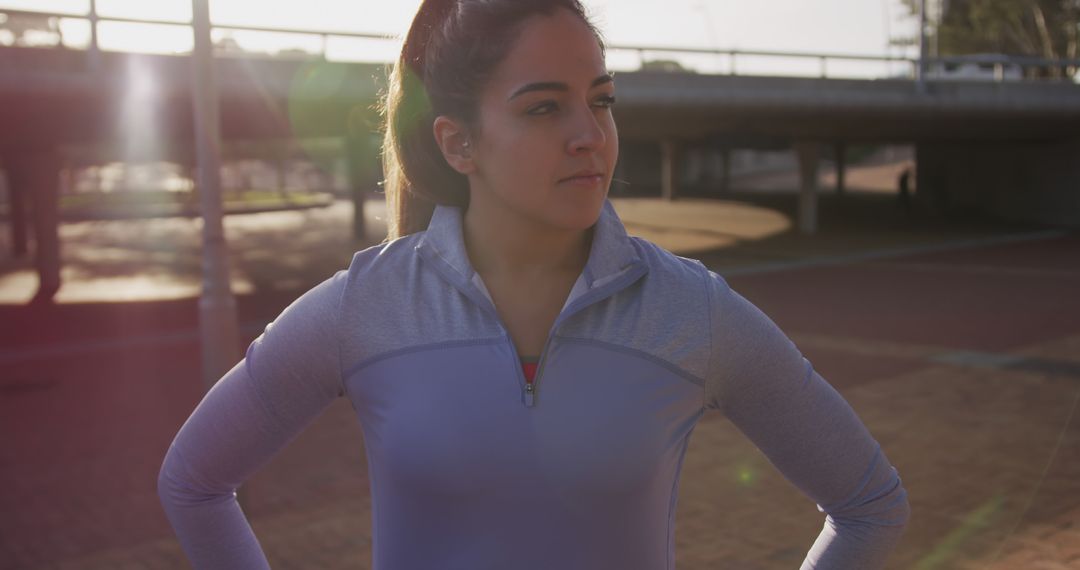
[2, 5, 1078, 84]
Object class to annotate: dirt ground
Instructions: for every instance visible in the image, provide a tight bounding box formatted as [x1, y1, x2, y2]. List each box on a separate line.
[1, 191, 1077, 569]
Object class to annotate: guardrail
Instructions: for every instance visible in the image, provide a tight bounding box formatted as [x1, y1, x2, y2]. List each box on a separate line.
[607, 45, 1079, 82]
[607, 44, 919, 79]
[2, 5, 1078, 84]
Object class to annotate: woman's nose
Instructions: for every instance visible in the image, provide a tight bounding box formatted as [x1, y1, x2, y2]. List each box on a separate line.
[567, 105, 607, 154]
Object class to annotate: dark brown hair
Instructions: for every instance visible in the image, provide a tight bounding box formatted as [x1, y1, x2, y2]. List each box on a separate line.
[378, 0, 606, 241]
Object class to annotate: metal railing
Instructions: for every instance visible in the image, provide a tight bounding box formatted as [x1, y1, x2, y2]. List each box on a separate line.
[2, 5, 1078, 84]
[608, 44, 919, 79]
[0, 6, 396, 65]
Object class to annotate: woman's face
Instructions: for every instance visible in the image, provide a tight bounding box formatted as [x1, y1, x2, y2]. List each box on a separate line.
[461, 8, 618, 232]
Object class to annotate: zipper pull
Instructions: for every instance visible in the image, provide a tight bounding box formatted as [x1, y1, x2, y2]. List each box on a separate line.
[523, 381, 535, 408]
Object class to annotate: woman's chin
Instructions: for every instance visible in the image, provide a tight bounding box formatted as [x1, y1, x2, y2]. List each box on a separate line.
[546, 193, 607, 231]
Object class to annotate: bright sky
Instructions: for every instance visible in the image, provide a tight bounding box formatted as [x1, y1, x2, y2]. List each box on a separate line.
[0, 0, 919, 78]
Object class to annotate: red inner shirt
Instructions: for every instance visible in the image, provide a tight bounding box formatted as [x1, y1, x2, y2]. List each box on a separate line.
[521, 359, 539, 383]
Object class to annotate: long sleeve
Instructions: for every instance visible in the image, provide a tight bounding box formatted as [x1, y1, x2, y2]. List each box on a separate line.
[158, 270, 349, 569]
[703, 270, 910, 569]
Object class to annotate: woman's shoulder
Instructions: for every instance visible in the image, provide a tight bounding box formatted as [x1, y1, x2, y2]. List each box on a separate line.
[342, 231, 426, 280]
[627, 235, 716, 284]
[626, 235, 741, 312]
[277, 233, 425, 320]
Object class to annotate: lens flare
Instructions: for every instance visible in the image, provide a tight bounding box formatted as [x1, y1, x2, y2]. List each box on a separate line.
[914, 494, 1005, 570]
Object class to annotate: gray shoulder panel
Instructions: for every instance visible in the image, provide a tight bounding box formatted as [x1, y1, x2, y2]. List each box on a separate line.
[558, 237, 712, 386]
[337, 233, 504, 376]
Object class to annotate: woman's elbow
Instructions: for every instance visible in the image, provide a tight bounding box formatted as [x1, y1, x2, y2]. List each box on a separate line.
[894, 489, 912, 530]
[157, 445, 232, 509]
[826, 474, 911, 532]
[877, 478, 911, 530]
[157, 447, 187, 508]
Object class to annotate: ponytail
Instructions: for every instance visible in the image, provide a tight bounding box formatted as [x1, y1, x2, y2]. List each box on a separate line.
[380, 0, 464, 242]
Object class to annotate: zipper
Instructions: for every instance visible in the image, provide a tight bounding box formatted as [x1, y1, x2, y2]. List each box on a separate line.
[414, 226, 649, 409]
[521, 331, 556, 408]
[524, 379, 535, 407]
[444, 259, 648, 409]
[502, 327, 552, 408]
[508, 263, 648, 408]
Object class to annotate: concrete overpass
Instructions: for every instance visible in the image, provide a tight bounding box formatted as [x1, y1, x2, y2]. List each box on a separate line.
[609, 70, 1080, 232]
[5, 46, 1079, 142]
[613, 72, 1080, 141]
[2, 44, 1080, 300]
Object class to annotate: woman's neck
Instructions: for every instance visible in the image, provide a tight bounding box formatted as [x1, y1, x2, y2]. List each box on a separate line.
[462, 198, 593, 279]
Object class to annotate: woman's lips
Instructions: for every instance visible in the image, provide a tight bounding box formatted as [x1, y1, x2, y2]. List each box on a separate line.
[560, 174, 604, 187]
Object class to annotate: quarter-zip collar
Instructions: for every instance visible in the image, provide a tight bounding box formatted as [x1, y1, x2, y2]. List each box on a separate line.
[414, 199, 647, 316]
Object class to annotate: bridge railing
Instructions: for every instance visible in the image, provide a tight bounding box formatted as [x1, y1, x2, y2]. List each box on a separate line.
[606, 44, 920, 80]
[2, 5, 1078, 84]
[604, 46, 1080, 84]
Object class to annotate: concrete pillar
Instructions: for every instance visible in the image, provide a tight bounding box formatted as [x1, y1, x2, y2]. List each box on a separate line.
[795, 142, 820, 235]
[684, 148, 700, 188]
[835, 142, 846, 195]
[718, 148, 731, 195]
[9, 152, 63, 302]
[1, 164, 30, 257]
[660, 139, 680, 201]
[914, 143, 948, 216]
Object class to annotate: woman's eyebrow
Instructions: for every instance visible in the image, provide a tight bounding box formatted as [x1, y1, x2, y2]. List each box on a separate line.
[507, 73, 615, 102]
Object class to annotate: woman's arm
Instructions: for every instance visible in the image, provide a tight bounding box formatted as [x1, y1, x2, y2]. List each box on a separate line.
[703, 270, 910, 570]
[158, 270, 348, 569]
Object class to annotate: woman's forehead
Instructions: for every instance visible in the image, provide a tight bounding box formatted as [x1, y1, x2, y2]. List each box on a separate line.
[489, 10, 607, 95]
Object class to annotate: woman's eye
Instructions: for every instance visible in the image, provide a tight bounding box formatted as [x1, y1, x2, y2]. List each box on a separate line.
[526, 95, 617, 116]
[595, 95, 617, 108]
[527, 102, 558, 115]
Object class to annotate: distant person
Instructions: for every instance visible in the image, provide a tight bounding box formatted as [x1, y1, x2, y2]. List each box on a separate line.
[898, 166, 912, 212]
[158, 1, 909, 568]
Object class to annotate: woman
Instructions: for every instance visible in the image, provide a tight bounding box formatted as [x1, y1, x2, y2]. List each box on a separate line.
[158, 1, 910, 568]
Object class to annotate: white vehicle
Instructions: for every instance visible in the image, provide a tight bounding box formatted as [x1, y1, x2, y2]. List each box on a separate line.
[926, 54, 1024, 81]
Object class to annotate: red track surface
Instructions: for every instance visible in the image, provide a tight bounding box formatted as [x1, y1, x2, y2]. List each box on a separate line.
[2, 231, 1078, 569]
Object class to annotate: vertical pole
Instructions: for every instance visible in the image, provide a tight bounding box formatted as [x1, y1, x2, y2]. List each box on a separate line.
[916, 0, 928, 92]
[931, 0, 941, 62]
[835, 142, 846, 195]
[191, 0, 240, 390]
[796, 142, 819, 235]
[344, 134, 370, 241]
[718, 147, 731, 195]
[660, 139, 679, 201]
[88, 0, 101, 71]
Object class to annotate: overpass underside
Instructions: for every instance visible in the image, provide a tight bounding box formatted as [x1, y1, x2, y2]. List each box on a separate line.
[609, 72, 1080, 229]
[2, 49, 1080, 303]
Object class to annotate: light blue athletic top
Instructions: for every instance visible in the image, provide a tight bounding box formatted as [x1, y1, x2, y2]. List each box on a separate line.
[158, 199, 910, 569]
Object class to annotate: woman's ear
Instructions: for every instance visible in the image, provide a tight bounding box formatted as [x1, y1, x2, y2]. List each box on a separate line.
[433, 116, 475, 175]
